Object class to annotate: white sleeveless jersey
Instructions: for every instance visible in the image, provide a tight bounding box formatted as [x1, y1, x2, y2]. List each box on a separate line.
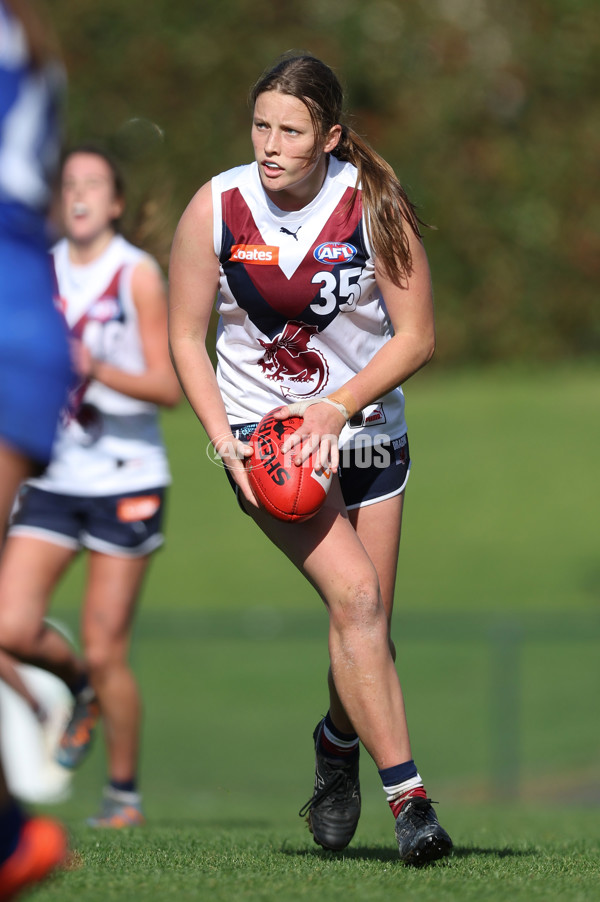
[31, 235, 171, 495]
[212, 156, 407, 449]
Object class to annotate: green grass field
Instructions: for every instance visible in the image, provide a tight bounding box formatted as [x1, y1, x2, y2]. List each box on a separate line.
[24, 364, 600, 900]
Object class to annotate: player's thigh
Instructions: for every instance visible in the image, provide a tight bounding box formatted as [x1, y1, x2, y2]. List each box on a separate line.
[245, 476, 381, 613]
[348, 491, 405, 621]
[79, 488, 163, 653]
[0, 442, 31, 531]
[1, 485, 82, 631]
[81, 551, 151, 655]
[0, 533, 76, 638]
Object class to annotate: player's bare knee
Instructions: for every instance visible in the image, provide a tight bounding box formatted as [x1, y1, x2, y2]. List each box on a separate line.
[330, 579, 384, 634]
[84, 641, 120, 677]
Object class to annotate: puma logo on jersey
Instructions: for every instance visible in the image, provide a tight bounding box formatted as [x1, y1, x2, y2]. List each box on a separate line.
[231, 244, 279, 264]
[280, 226, 302, 241]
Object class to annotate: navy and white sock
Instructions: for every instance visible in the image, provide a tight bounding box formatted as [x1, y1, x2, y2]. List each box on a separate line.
[378, 759, 427, 818]
[109, 778, 137, 795]
[318, 712, 360, 761]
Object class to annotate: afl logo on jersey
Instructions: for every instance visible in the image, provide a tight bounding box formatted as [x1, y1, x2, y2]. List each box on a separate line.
[88, 298, 121, 322]
[313, 242, 357, 264]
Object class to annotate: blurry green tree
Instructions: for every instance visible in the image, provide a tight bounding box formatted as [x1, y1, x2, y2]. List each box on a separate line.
[51, 0, 599, 364]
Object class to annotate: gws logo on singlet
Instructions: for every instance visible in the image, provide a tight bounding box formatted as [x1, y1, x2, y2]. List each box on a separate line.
[313, 242, 357, 264]
[258, 321, 329, 398]
[231, 244, 279, 264]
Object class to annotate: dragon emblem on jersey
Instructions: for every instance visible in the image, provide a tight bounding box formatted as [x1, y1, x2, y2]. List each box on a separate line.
[258, 321, 329, 398]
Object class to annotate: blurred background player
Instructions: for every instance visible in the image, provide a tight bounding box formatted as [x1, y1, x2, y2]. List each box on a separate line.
[168, 53, 452, 864]
[0, 143, 181, 829]
[0, 0, 71, 897]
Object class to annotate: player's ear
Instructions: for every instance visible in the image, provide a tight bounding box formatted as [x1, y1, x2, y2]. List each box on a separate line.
[110, 196, 125, 222]
[323, 124, 342, 154]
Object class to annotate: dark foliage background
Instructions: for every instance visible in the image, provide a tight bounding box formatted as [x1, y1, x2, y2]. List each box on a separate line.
[51, 0, 599, 365]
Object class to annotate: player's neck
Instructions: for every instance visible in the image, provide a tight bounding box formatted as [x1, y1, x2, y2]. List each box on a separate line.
[264, 155, 329, 213]
[67, 229, 116, 266]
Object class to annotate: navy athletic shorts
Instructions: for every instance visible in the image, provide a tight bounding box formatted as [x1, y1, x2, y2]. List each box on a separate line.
[9, 484, 167, 557]
[227, 422, 410, 511]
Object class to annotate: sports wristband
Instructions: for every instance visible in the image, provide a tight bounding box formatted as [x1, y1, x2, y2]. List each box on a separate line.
[321, 397, 350, 420]
[326, 388, 359, 420]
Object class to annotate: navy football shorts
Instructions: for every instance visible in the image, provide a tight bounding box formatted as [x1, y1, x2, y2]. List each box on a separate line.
[228, 423, 410, 512]
[9, 485, 167, 557]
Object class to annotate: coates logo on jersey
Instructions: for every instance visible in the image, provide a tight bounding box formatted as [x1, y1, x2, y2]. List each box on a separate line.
[313, 242, 357, 265]
[231, 244, 279, 265]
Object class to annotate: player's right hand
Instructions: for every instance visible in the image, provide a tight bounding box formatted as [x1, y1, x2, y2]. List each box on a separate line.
[215, 436, 259, 507]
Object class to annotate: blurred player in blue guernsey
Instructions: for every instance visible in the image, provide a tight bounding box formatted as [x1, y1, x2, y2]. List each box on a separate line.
[0, 1, 71, 898]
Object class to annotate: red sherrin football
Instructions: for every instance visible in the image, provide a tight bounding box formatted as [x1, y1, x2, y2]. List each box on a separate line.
[245, 410, 332, 522]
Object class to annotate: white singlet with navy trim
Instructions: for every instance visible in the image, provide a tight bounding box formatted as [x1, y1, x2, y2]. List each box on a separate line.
[212, 156, 407, 448]
[30, 234, 171, 496]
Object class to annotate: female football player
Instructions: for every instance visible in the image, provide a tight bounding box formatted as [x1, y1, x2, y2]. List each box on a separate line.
[0, 143, 180, 829]
[168, 53, 452, 864]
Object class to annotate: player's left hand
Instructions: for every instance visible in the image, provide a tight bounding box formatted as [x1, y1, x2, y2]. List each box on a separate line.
[69, 339, 97, 380]
[274, 401, 345, 472]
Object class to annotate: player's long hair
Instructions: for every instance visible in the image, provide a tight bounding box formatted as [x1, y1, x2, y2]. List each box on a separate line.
[250, 53, 423, 287]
